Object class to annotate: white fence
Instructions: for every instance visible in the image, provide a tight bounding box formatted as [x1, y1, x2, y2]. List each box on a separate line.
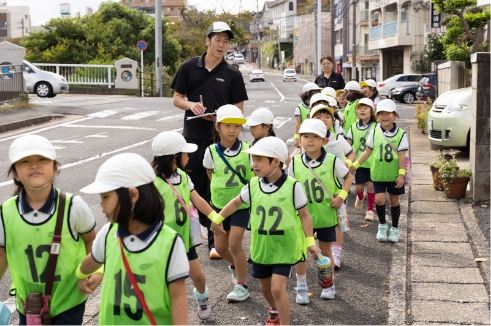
[32, 63, 117, 88]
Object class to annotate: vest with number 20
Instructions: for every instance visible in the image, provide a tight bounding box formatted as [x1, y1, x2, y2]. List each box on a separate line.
[370, 128, 405, 182]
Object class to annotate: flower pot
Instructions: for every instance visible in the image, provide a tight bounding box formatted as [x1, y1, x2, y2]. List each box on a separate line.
[443, 177, 470, 199]
[430, 167, 443, 191]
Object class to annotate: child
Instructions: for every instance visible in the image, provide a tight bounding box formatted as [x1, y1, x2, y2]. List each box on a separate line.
[294, 82, 321, 148]
[246, 107, 276, 146]
[289, 119, 352, 303]
[0, 135, 96, 324]
[342, 81, 365, 135]
[336, 89, 347, 112]
[309, 93, 344, 135]
[77, 153, 188, 325]
[151, 131, 217, 320]
[360, 79, 381, 110]
[210, 137, 320, 325]
[345, 98, 378, 221]
[352, 99, 408, 242]
[203, 104, 253, 301]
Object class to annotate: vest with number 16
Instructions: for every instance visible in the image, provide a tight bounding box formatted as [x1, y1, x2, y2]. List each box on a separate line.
[370, 128, 405, 182]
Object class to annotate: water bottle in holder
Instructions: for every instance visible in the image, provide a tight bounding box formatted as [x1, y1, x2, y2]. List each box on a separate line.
[317, 254, 333, 289]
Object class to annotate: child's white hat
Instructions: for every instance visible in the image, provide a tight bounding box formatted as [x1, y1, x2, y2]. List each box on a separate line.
[245, 108, 274, 126]
[298, 118, 327, 138]
[360, 79, 377, 89]
[327, 97, 338, 107]
[355, 98, 374, 110]
[80, 153, 155, 194]
[376, 99, 397, 113]
[302, 82, 321, 93]
[243, 137, 288, 163]
[9, 135, 56, 164]
[321, 87, 336, 98]
[309, 93, 331, 109]
[310, 104, 334, 119]
[216, 104, 246, 125]
[152, 131, 197, 156]
[344, 81, 362, 92]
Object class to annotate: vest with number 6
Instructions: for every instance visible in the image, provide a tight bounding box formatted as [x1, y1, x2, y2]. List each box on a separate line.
[209, 142, 252, 209]
[370, 128, 405, 182]
[99, 223, 177, 325]
[1, 191, 86, 317]
[154, 170, 191, 253]
[298, 103, 310, 124]
[351, 121, 377, 168]
[292, 154, 341, 229]
[249, 176, 306, 265]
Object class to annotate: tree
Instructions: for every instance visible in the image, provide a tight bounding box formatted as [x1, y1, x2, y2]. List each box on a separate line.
[423, 32, 446, 62]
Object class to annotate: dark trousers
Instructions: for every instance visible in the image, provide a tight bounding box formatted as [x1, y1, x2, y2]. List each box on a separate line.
[184, 136, 215, 251]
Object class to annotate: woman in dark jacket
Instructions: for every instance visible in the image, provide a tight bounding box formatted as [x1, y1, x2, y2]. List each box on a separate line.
[314, 55, 346, 90]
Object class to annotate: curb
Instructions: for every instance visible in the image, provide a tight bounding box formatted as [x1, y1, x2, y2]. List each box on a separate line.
[0, 115, 64, 134]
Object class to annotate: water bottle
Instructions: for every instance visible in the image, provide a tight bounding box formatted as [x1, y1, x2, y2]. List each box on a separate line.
[404, 155, 412, 186]
[316, 254, 333, 289]
[25, 293, 44, 325]
[337, 203, 350, 232]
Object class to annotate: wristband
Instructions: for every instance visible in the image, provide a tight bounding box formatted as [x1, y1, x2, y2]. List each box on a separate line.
[353, 161, 361, 169]
[399, 169, 406, 176]
[294, 134, 300, 139]
[338, 190, 348, 201]
[305, 236, 316, 248]
[92, 265, 104, 275]
[207, 210, 217, 221]
[345, 159, 353, 168]
[76, 264, 90, 279]
[212, 214, 225, 225]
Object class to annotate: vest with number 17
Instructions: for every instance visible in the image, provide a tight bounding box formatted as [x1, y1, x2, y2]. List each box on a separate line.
[370, 128, 405, 182]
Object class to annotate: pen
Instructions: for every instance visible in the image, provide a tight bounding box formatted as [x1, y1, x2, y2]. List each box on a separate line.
[199, 95, 204, 115]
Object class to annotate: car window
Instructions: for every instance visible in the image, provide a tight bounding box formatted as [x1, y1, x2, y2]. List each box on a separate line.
[408, 75, 421, 82]
[428, 74, 436, 84]
[285, 69, 295, 73]
[396, 76, 408, 82]
[419, 77, 429, 85]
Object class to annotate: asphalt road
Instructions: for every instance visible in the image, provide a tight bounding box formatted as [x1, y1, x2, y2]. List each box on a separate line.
[0, 66, 417, 324]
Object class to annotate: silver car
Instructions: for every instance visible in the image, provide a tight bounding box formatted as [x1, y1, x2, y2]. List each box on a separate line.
[23, 60, 69, 97]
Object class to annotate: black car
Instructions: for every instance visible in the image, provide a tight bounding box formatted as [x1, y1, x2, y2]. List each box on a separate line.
[416, 73, 437, 101]
[387, 84, 418, 103]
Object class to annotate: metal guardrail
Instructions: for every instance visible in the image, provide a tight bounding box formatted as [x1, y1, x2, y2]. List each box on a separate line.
[0, 64, 24, 103]
[32, 63, 117, 88]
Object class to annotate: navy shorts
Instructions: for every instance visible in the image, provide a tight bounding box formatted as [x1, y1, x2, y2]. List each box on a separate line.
[212, 206, 250, 231]
[355, 167, 371, 185]
[252, 262, 293, 279]
[373, 181, 406, 195]
[314, 225, 337, 242]
[187, 246, 199, 261]
[19, 301, 86, 325]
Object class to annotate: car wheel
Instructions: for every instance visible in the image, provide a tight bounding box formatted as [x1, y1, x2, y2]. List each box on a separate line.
[35, 82, 53, 98]
[402, 92, 415, 104]
[294, 80, 297, 82]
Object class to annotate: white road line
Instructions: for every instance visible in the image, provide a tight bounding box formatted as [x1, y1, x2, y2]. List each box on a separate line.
[62, 125, 156, 131]
[156, 114, 183, 122]
[286, 137, 294, 144]
[273, 117, 292, 129]
[269, 82, 286, 102]
[51, 140, 84, 144]
[87, 109, 121, 118]
[85, 132, 109, 138]
[121, 111, 160, 120]
[265, 100, 275, 103]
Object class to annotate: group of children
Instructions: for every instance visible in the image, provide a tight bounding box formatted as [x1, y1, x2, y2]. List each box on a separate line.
[0, 78, 407, 326]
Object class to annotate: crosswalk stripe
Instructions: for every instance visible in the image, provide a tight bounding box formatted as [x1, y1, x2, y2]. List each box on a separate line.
[156, 114, 183, 122]
[273, 117, 291, 129]
[121, 111, 160, 120]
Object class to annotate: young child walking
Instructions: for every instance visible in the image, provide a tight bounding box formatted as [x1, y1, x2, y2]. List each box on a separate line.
[342, 81, 365, 135]
[77, 153, 188, 325]
[293, 82, 321, 148]
[203, 104, 253, 301]
[0, 135, 96, 324]
[309, 93, 344, 135]
[210, 137, 320, 325]
[246, 107, 276, 146]
[346, 98, 378, 221]
[289, 119, 353, 302]
[352, 99, 408, 242]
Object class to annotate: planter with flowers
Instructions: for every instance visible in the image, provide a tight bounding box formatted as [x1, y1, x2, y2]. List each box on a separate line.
[436, 156, 472, 199]
[426, 155, 446, 190]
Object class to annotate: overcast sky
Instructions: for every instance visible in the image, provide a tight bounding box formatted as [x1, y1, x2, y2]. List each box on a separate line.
[10, 0, 265, 26]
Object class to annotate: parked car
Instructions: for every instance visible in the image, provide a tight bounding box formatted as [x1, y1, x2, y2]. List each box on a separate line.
[377, 74, 422, 97]
[226, 53, 235, 60]
[283, 68, 297, 82]
[388, 84, 418, 103]
[22, 60, 68, 97]
[416, 73, 437, 101]
[427, 87, 471, 150]
[233, 54, 244, 64]
[249, 69, 265, 82]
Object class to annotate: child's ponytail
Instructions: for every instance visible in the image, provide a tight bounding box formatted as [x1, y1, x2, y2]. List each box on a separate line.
[265, 124, 276, 137]
[151, 153, 188, 179]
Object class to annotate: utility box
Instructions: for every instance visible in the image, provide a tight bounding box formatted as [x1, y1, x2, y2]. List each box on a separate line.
[114, 57, 138, 89]
[0, 41, 27, 93]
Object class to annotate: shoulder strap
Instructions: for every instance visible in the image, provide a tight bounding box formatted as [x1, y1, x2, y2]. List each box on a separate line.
[355, 123, 374, 156]
[165, 176, 191, 216]
[378, 127, 398, 152]
[214, 144, 247, 185]
[306, 163, 334, 201]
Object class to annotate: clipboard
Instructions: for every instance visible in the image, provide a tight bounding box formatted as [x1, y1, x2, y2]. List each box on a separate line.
[186, 113, 216, 120]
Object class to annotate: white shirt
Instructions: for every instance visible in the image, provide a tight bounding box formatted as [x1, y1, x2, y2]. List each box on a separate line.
[167, 172, 194, 192]
[288, 153, 350, 181]
[366, 125, 409, 151]
[203, 143, 244, 170]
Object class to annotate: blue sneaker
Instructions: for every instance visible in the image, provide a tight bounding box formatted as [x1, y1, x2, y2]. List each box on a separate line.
[320, 285, 336, 299]
[294, 284, 309, 305]
[376, 223, 389, 241]
[387, 227, 400, 242]
[226, 284, 249, 301]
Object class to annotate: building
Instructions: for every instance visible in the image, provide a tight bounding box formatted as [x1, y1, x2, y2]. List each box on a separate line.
[120, 0, 186, 23]
[0, 4, 31, 41]
[356, 0, 379, 81]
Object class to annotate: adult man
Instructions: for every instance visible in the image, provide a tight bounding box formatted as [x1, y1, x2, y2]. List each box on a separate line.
[171, 22, 248, 259]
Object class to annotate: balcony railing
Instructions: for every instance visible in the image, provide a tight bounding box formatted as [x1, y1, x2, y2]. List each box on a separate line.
[383, 21, 398, 37]
[370, 25, 382, 40]
[359, 46, 379, 56]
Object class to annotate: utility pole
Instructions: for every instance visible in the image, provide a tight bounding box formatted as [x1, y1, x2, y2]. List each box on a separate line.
[330, 0, 335, 61]
[257, 0, 261, 69]
[342, 0, 348, 80]
[21, 18, 24, 38]
[155, 0, 162, 97]
[277, 27, 281, 69]
[316, 0, 322, 75]
[352, 0, 357, 81]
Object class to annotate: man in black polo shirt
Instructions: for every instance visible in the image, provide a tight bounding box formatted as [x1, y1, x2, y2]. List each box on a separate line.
[171, 21, 248, 259]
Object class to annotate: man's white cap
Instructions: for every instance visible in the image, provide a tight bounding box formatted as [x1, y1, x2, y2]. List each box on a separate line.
[298, 118, 327, 138]
[321, 87, 336, 98]
[310, 104, 334, 118]
[327, 96, 338, 107]
[376, 99, 397, 113]
[245, 108, 274, 126]
[152, 131, 197, 156]
[206, 21, 234, 39]
[216, 104, 247, 124]
[243, 137, 289, 163]
[80, 153, 156, 194]
[309, 93, 331, 109]
[9, 135, 56, 164]
[355, 98, 375, 110]
[360, 79, 377, 89]
[344, 80, 362, 92]
[302, 82, 321, 93]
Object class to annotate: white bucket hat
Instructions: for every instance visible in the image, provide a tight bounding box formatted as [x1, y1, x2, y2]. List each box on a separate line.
[152, 131, 197, 156]
[245, 108, 274, 126]
[327, 97, 338, 107]
[360, 79, 377, 89]
[299, 118, 327, 138]
[376, 99, 397, 113]
[310, 104, 334, 119]
[216, 104, 247, 125]
[309, 93, 331, 109]
[344, 81, 362, 92]
[302, 82, 321, 93]
[321, 87, 336, 98]
[355, 98, 375, 110]
[243, 137, 289, 163]
[80, 153, 156, 194]
[9, 135, 56, 164]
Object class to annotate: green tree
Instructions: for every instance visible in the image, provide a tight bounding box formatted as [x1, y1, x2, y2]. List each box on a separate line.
[423, 32, 446, 62]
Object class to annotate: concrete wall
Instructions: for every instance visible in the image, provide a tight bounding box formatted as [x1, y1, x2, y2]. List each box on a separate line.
[437, 61, 465, 95]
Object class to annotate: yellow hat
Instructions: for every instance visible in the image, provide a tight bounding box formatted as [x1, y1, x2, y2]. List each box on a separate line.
[310, 104, 334, 118]
[216, 104, 246, 124]
[335, 89, 345, 96]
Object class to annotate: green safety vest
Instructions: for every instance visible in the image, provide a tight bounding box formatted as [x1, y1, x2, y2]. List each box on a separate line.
[154, 170, 191, 253]
[292, 155, 341, 229]
[99, 223, 177, 325]
[370, 128, 405, 182]
[298, 103, 310, 124]
[1, 191, 86, 317]
[249, 176, 306, 265]
[209, 142, 252, 209]
[343, 99, 360, 135]
[350, 121, 377, 168]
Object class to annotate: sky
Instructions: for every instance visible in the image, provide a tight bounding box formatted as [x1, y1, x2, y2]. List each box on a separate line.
[10, 0, 265, 26]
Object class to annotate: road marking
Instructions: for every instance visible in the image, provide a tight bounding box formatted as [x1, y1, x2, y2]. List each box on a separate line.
[265, 100, 275, 103]
[156, 114, 183, 122]
[87, 109, 121, 118]
[51, 140, 84, 144]
[273, 117, 292, 129]
[62, 125, 156, 131]
[85, 132, 109, 138]
[269, 82, 285, 102]
[121, 111, 160, 120]
[286, 137, 294, 144]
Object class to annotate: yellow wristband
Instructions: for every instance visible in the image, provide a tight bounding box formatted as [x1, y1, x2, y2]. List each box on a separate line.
[294, 134, 300, 139]
[399, 169, 406, 175]
[345, 159, 353, 168]
[338, 190, 348, 201]
[305, 236, 316, 248]
[212, 214, 225, 225]
[92, 265, 104, 275]
[207, 210, 217, 221]
[353, 161, 361, 169]
[76, 264, 90, 279]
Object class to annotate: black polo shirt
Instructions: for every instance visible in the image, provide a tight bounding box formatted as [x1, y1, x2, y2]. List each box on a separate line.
[314, 72, 346, 90]
[171, 52, 249, 140]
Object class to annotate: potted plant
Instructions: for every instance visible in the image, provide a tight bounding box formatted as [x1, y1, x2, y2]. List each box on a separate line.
[414, 101, 431, 134]
[426, 155, 446, 190]
[436, 157, 472, 199]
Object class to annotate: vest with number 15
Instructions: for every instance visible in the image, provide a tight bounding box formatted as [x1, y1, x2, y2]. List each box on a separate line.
[371, 128, 405, 182]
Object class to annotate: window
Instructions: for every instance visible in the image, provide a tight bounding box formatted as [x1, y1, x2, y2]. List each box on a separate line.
[371, 11, 380, 26]
[401, 2, 410, 21]
[396, 76, 408, 82]
[336, 29, 341, 44]
[289, 1, 293, 11]
[25, 15, 28, 20]
[364, 0, 369, 10]
[336, 2, 342, 23]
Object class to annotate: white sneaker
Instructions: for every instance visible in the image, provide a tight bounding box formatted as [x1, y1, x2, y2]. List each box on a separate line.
[354, 192, 366, 211]
[320, 285, 336, 299]
[209, 248, 221, 259]
[365, 211, 374, 221]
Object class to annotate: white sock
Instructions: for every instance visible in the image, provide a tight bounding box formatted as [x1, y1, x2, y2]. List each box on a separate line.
[296, 273, 307, 285]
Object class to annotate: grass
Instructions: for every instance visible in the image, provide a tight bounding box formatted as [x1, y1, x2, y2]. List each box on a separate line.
[0, 94, 36, 112]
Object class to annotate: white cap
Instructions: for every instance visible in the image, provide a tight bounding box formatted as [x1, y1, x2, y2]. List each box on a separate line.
[360, 79, 378, 89]
[152, 131, 197, 156]
[321, 87, 336, 98]
[309, 93, 331, 109]
[9, 135, 56, 164]
[376, 99, 397, 113]
[245, 108, 274, 126]
[216, 104, 247, 124]
[344, 81, 362, 92]
[302, 82, 321, 93]
[243, 137, 289, 163]
[355, 98, 375, 110]
[298, 118, 327, 138]
[80, 153, 156, 194]
[207, 21, 234, 39]
[327, 96, 338, 107]
[310, 104, 334, 118]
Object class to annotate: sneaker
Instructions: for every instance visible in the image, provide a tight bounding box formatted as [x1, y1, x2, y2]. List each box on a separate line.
[294, 284, 309, 305]
[193, 288, 211, 320]
[265, 308, 280, 325]
[354, 192, 365, 211]
[376, 223, 389, 241]
[365, 211, 375, 221]
[387, 227, 400, 242]
[320, 285, 336, 299]
[332, 245, 342, 269]
[229, 266, 238, 284]
[226, 284, 249, 302]
[209, 248, 221, 259]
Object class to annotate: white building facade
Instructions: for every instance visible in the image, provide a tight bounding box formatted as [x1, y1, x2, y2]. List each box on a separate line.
[0, 4, 31, 41]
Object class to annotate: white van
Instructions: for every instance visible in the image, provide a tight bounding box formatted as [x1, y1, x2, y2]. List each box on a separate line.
[233, 54, 244, 64]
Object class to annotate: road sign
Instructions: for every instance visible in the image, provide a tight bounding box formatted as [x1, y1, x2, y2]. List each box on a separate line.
[136, 40, 147, 51]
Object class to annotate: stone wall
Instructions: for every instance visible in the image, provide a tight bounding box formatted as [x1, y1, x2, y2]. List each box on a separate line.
[437, 61, 465, 95]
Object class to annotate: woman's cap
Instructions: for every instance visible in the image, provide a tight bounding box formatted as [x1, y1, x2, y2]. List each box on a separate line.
[80, 153, 155, 194]
[216, 104, 246, 124]
[335, 89, 345, 96]
[298, 118, 327, 138]
[310, 104, 334, 119]
[327, 96, 338, 107]
[360, 79, 377, 89]
[321, 87, 336, 98]
[344, 81, 362, 92]
[152, 131, 197, 156]
[206, 21, 234, 39]
[376, 99, 397, 113]
[245, 108, 274, 126]
[243, 137, 288, 163]
[356, 98, 375, 110]
[302, 82, 321, 93]
[309, 93, 331, 109]
[9, 135, 56, 164]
